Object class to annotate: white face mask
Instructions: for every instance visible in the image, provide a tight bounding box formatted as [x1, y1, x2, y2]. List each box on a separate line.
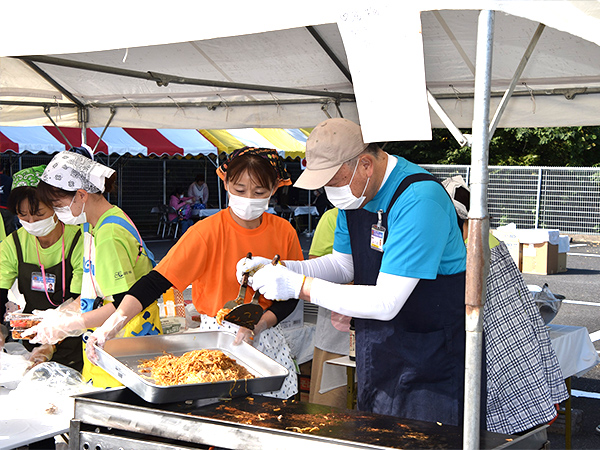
[54, 194, 87, 225]
[325, 159, 370, 210]
[228, 192, 270, 221]
[19, 214, 59, 237]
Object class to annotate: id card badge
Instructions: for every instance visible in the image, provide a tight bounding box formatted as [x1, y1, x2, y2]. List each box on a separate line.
[371, 209, 386, 252]
[31, 272, 56, 293]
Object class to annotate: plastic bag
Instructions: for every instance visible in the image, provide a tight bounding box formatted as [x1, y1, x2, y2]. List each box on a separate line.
[7, 362, 97, 416]
[0, 344, 32, 389]
[529, 283, 562, 325]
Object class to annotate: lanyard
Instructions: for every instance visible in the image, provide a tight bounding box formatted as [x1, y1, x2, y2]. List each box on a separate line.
[35, 223, 66, 307]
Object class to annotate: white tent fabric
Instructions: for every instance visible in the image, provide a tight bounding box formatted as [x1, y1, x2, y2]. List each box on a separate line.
[3, 2, 600, 143]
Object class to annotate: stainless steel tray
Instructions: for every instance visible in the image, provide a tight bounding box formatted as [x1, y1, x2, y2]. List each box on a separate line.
[94, 330, 288, 403]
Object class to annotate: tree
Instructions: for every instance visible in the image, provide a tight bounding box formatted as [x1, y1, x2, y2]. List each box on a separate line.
[382, 126, 600, 166]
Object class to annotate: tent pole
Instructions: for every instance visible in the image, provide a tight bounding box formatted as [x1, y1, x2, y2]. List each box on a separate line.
[44, 107, 72, 148]
[163, 159, 167, 206]
[426, 90, 471, 147]
[18, 55, 355, 102]
[92, 107, 117, 153]
[489, 23, 545, 138]
[463, 10, 493, 450]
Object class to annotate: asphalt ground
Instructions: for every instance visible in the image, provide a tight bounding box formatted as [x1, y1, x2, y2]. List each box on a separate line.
[146, 234, 600, 449]
[521, 240, 600, 449]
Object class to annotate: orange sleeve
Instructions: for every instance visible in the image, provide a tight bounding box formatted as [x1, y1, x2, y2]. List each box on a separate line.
[155, 221, 209, 292]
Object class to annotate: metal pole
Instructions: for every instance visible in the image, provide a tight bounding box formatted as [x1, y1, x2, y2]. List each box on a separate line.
[163, 159, 167, 205]
[535, 168, 543, 228]
[489, 24, 545, 138]
[427, 90, 471, 147]
[463, 10, 493, 450]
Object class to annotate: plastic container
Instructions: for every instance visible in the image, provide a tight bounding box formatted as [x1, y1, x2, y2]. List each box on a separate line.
[7, 312, 42, 329]
[7, 313, 41, 340]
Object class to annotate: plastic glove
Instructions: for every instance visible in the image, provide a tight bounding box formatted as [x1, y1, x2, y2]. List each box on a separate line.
[233, 327, 255, 345]
[0, 323, 7, 349]
[235, 255, 272, 283]
[26, 309, 86, 345]
[29, 344, 55, 368]
[85, 310, 129, 364]
[250, 263, 305, 301]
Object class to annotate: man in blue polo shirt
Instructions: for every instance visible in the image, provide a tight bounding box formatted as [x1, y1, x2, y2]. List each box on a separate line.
[246, 118, 468, 426]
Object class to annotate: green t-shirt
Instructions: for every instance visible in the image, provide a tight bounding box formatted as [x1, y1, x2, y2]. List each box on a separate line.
[0, 224, 83, 293]
[0, 214, 5, 242]
[309, 208, 339, 257]
[91, 206, 152, 297]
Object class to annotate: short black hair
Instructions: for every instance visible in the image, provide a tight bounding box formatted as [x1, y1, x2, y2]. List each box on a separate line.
[7, 186, 41, 216]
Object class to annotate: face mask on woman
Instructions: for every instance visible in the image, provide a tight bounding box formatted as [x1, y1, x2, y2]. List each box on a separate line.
[19, 214, 59, 237]
[54, 194, 87, 225]
[325, 159, 370, 210]
[228, 192, 270, 221]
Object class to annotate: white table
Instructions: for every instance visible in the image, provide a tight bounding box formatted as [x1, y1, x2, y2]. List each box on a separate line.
[266, 206, 319, 217]
[191, 208, 220, 219]
[547, 324, 599, 449]
[0, 387, 69, 450]
[293, 206, 319, 217]
[547, 324, 600, 378]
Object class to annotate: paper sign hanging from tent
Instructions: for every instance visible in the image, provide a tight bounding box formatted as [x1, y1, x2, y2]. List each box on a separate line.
[338, 4, 432, 143]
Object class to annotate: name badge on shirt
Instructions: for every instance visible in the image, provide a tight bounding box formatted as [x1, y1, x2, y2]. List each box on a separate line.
[31, 272, 56, 293]
[371, 209, 386, 252]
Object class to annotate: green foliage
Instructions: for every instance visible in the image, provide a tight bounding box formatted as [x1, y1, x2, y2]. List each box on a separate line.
[382, 126, 600, 166]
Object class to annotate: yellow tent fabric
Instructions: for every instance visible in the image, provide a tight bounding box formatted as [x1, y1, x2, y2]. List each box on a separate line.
[198, 130, 245, 154]
[199, 128, 306, 158]
[255, 128, 305, 159]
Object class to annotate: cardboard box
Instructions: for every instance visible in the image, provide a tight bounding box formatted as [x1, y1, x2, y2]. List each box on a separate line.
[492, 229, 522, 270]
[557, 252, 567, 273]
[521, 242, 559, 275]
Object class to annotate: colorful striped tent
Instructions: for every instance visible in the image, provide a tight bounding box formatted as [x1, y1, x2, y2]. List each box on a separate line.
[0, 126, 308, 158]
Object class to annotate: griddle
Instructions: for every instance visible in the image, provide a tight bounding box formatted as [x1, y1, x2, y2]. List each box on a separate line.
[71, 388, 548, 449]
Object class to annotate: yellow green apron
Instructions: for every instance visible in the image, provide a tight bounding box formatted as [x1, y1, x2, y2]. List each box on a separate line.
[80, 223, 162, 388]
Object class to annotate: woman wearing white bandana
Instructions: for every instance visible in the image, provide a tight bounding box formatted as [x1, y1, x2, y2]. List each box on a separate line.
[0, 165, 84, 371]
[28, 152, 162, 388]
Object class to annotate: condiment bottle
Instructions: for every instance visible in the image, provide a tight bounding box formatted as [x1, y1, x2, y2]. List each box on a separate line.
[163, 288, 176, 317]
[349, 318, 356, 361]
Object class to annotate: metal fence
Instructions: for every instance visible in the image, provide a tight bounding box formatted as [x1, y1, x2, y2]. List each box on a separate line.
[4, 154, 599, 237]
[1, 153, 313, 239]
[423, 164, 600, 235]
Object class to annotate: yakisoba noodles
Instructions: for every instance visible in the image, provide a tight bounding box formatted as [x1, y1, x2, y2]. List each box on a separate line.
[139, 349, 254, 386]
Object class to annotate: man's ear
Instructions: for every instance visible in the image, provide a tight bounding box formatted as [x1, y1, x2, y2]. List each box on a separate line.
[361, 154, 375, 178]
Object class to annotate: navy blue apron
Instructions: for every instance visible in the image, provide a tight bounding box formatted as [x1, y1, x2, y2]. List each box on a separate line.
[14, 229, 84, 372]
[346, 173, 467, 426]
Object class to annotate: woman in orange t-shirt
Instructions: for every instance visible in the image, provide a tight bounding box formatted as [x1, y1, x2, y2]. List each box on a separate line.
[85, 147, 303, 398]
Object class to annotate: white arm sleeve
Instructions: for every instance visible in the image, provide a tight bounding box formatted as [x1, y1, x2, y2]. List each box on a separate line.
[284, 250, 354, 284]
[309, 273, 420, 321]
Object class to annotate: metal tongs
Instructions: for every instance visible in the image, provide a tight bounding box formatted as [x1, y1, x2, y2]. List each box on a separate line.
[223, 254, 280, 330]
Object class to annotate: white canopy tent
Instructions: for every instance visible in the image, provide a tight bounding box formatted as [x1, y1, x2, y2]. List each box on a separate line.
[2, 2, 600, 139]
[3, 2, 600, 447]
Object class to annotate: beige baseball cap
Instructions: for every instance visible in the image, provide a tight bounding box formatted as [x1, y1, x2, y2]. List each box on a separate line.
[294, 118, 369, 190]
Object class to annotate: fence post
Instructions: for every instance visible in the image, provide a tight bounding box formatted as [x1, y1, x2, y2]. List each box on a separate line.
[535, 168, 542, 228]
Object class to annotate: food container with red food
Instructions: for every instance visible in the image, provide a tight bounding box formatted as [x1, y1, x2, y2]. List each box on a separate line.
[6, 313, 42, 340]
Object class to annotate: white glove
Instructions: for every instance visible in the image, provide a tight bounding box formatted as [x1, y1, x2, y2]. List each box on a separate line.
[235, 255, 272, 283]
[26, 309, 86, 345]
[250, 263, 305, 301]
[85, 310, 129, 364]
